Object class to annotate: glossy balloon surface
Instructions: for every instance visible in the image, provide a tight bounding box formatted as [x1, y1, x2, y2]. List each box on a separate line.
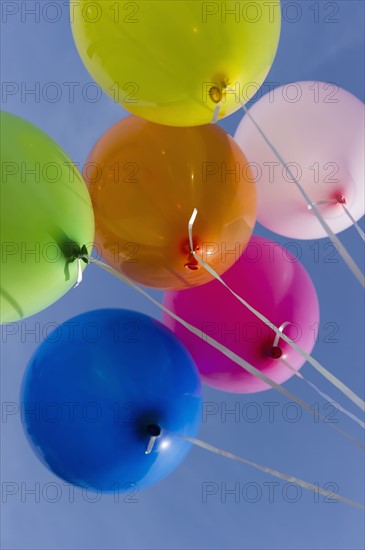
[21, 309, 202, 491]
[86, 116, 257, 289]
[0, 111, 94, 324]
[71, 0, 281, 126]
[163, 236, 319, 393]
[235, 82, 365, 239]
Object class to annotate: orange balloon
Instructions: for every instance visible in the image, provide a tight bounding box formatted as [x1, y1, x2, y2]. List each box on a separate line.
[85, 116, 256, 290]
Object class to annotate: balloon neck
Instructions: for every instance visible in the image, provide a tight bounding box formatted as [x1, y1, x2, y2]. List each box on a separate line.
[182, 239, 200, 271]
[209, 82, 228, 104]
[147, 424, 161, 437]
[308, 194, 347, 211]
[64, 244, 89, 282]
[185, 252, 200, 271]
[68, 244, 90, 264]
[145, 424, 162, 454]
[270, 346, 283, 359]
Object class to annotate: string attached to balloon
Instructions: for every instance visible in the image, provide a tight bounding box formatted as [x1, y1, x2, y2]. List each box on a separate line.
[187, 209, 365, 413]
[279, 358, 365, 430]
[340, 204, 365, 241]
[211, 103, 221, 125]
[208, 87, 364, 271]
[145, 424, 162, 455]
[271, 321, 292, 352]
[271, 323, 365, 429]
[237, 101, 365, 288]
[85, 257, 364, 451]
[172, 433, 365, 510]
[308, 198, 365, 242]
[209, 83, 228, 124]
[84, 115, 256, 290]
[65, 244, 90, 288]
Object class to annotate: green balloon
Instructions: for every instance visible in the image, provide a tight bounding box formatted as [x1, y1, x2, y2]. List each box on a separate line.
[1, 112, 94, 324]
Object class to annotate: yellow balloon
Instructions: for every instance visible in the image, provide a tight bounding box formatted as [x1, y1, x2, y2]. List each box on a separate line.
[71, 0, 281, 126]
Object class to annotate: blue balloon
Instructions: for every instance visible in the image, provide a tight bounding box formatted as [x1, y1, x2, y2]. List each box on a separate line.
[21, 309, 202, 492]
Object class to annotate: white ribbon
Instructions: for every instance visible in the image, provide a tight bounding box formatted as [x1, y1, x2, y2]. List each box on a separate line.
[341, 203, 365, 241]
[280, 358, 365, 430]
[174, 433, 365, 510]
[89, 257, 364, 451]
[272, 322, 365, 430]
[188, 209, 365, 413]
[239, 103, 365, 288]
[308, 199, 365, 242]
[73, 257, 84, 288]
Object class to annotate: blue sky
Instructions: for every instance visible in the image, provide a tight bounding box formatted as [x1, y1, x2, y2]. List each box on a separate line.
[1, 1, 364, 549]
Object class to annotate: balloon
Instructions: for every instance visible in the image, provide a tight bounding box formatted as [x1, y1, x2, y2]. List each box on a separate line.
[85, 115, 257, 290]
[234, 82, 365, 239]
[71, 0, 281, 126]
[163, 236, 319, 393]
[21, 309, 202, 492]
[0, 111, 94, 324]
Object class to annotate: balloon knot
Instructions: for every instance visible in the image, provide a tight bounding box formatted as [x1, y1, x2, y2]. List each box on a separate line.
[209, 79, 229, 104]
[270, 346, 283, 359]
[145, 424, 161, 454]
[185, 252, 200, 271]
[69, 244, 90, 264]
[147, 424, 161, 437]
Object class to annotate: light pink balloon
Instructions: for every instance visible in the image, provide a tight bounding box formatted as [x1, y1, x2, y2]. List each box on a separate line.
[162, 236, 319, 394]
[234, 82, 364, 239]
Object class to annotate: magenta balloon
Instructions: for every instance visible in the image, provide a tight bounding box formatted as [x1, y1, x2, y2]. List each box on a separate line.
[234, 82, 365, 239]
[162, 236, 319, 393]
